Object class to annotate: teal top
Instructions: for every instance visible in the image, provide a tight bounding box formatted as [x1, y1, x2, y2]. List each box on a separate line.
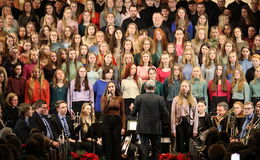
[190, 78, 208, 107]
[50, 84, 68, 110]
[61, 61, 83, 82]
[134, 53, 159, 68]
[249, 79, 260, 98]
[231, 82, 250, 102]
[155, 41, 163, 60]
[141, 81, 164, 96]
[163, 78, 181, 102]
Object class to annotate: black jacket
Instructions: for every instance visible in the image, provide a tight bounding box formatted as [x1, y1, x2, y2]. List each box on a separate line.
[131, 92, 168, 135]
[29, 112, 58, 140]
[50, 114, 75, 140]
[14, 118, 31, 144]
[3, 106, 19, 128]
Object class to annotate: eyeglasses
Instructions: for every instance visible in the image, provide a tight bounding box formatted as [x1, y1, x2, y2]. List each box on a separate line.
[244, 107, 253, 110]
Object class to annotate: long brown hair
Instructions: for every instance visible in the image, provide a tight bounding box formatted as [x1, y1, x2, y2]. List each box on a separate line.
[168, 63, 183, 85]
[74, 66, 90, 92]
[175, 7, 189, 32]
[226, 51, 241, 75]
[205, 48, 219, 69]
[231, 68, 246, 93]
[52, 69, 68, 88]
[140, 51, 153, 66]
[86, 52, 99, 72]
[211, 65, 227, 92]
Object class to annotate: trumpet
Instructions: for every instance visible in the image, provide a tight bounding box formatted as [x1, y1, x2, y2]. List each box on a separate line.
[121, 135, 132, 158]
[73, 112, 80, 129]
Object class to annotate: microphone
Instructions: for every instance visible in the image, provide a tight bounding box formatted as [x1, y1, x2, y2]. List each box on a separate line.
[184, 90, 189, 98]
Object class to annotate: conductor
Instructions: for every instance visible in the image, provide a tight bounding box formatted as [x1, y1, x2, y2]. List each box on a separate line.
[130, 80, 169, 160]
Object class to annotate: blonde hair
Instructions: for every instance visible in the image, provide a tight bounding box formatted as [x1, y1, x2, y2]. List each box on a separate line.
[231, 68, 247, 93]
[137, 37, 155, 54]
[27, 66, 47, 101]
[80, 103, 95, 133]
[177, 80, 196, 107]
[181, 48, 197, 67]
[190, 66, 205, 84]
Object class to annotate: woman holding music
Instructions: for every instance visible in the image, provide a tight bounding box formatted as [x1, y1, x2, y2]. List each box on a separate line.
[101, 81, 126, 160]
[171, 80, 198, 153]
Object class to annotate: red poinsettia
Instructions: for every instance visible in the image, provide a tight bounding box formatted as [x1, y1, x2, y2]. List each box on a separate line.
[159, 153, 191, 160]
[71, 152, 80, 159]
[70, 151, 99, 160]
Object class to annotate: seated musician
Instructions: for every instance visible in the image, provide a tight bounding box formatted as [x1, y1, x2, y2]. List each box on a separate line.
[212, 102, 229, 132]
[239, 102, 258, 139]
[78, 103, 102, 154]
[233, 101, 245, 137]
[50, 100, 76, 142]
[198, 100, 212, 133]
[29, 100, 59, 145]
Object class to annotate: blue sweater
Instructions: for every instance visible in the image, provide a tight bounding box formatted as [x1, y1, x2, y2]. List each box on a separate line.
[182, 64, 193, 80]
[239, 59, 252, 74]
[93, 80, 109, 112]
[171, 21, 193, 40]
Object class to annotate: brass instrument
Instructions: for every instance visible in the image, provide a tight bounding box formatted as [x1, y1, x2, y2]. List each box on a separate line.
[226, 108, 236, 138]
[243, 115, 260, 144]
[212, 107, 235, 126]
[73, 112, 80, 129]
[121, 135, 132, 158]
[58, 130, 70, 160]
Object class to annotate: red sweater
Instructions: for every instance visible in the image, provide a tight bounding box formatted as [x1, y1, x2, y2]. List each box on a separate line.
[78, 12, 100, 29]
[25, 79, 50, 109]
[156, 68, 171, 83]
[208, 80, 231, 102]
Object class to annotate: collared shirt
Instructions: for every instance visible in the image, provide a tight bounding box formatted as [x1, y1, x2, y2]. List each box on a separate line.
[38, 113, 54, 139]
[58, 114, 70, 137]
[240, 114, 253, 138]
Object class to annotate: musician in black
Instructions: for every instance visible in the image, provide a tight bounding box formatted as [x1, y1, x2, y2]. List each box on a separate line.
[212, 102, 229, 132]
[239, 102, 258, 139]
[233, 101, 245, 137]
[50, 100, 76, 142]
[14, 103, 33, 144]
[77, 102, 102, 154]
[198, 100, 212, 133]
[29, 100, 59, 142]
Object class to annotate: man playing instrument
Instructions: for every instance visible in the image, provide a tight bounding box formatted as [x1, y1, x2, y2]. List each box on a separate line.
[212, 102, 228, 132]
[239, 102, 258, 139]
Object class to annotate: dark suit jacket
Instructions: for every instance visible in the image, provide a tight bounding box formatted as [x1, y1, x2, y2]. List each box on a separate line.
[29, 112, 58, 140]
[131, 92, 168, 135]
[50, 115, 75, 140]
[14, 118, 31, 144]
